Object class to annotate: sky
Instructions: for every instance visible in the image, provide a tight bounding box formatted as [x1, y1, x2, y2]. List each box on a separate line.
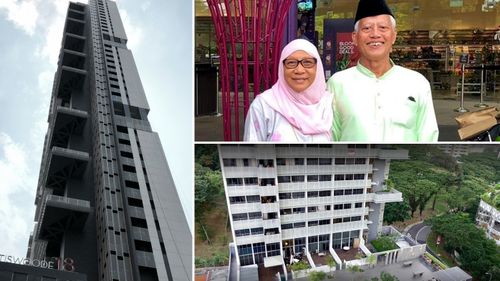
[0, 0, 193, 259]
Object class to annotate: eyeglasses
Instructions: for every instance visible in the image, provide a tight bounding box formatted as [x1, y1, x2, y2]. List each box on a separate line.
[282, 58, 317, 69]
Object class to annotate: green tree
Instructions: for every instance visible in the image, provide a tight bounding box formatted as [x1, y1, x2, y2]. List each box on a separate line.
[347, 265, 363, 281]
[384, 201, 411, 223]
[195, 144, 220, 170]
[380, 271, 399, 281]
[309, 271, 327, 281]
[428, 212, 500, 279]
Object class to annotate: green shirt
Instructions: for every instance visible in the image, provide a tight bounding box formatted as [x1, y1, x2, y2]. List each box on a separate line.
[327, 63, 439, 142]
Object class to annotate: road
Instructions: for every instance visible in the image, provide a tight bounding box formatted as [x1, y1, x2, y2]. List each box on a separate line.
[407, 222, 432, 244]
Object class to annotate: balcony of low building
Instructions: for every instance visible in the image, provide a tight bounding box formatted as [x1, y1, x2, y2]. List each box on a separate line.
[37, 194, 91, 241]
[43, 146, 89, 192]
[372, 190, 403, 204]
[64, 16, 85, 37]
[48, 106, 88, 149]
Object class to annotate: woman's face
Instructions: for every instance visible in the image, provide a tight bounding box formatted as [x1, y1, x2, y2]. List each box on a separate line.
[283, 50, 317, 93]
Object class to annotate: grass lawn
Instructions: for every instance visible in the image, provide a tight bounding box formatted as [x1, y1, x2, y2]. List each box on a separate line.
[426, 231, 457, 268]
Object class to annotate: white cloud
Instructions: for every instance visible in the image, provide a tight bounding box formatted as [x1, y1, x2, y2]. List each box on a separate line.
[0, 0, 39, 36]
[0, 133, 36, 258]
[119, 8, 143, 51]
[140, 1, 151, 12]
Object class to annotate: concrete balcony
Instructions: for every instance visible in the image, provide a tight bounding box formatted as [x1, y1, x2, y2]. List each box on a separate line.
[264, 233, 281, 244]
[63, 33, 86, 53]
[373, 190, 403, 204]
[229, 202, 260, 214]
[331, 221, 368, 233]
[377, 149, 409, 160]
[233, 219, 262, 230]
[226, 186, 259, 197]
[60, 49, 86, 70]
[44, 146, 89, 190]
[262, 219, 280, 229]
[261, 202, 279, 213]
[38, 194, 91, 240]
[281, 213, 308, 223]
[281, 228, 308, 240]
[65, 17, 85, 36]
[56, 66, 86, 99]
[260, 185, 278, 197]
[49, 106, 88, 149]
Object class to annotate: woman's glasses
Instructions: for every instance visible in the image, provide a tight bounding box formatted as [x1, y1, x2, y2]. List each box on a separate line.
[283, 58, 317, 69]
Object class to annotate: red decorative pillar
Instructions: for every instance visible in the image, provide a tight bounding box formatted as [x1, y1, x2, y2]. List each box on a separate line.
[207, 0, 293, 140]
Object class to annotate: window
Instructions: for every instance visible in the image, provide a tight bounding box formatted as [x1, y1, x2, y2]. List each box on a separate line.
[243, 159, 250, 166]
[354, 174, 365, 180]
[294, 158, 304, 165]
[278, 176, 291, 183]
[226, 178, 243, 186]
[308, 206, 318, 213]
[116, 125, 128, 134]
[344, 203, 352, 209]
[293, 222, 305, 228]
[307, 158, 318, 165]
[334, 204, 343, 210]
[292, 192, 305, 199]
[292, 207, 305, 214]
[134, 240, 153, 252]
[345, 189, 353, 195]
[334, 190, 344, 196]
[235, 229, 250, 237]
[279, 193, 291, 200]
[355, 202, 363, 208]
[334, 174, 345, 181]
[128, 197, 143, 208]
[353, 189, 364, 194]
[319, 190, 331, 197]
[130, 106, 141, 119]
[319, 175, 331, 181]
[335, 158, 345, 165]
[232, 213, 248, 221]
[355, 158, 366, 164]
[118, 138, 130, 145]
[292, 175, 305, 182]
[246, 195, 260, 203]
[345, 174, 354, 180]
[125, 180, 139, 189]
[251, 227, 263, 235]
[319, 158, 332, 165]
[123, 165, 136, 173]
[244, 177, 258, 185]
[120, 151, 133, 158]
[307, 191, 318, 198]
[319, 219, 330, 225]
[229, 196, 245, 204]
[281, 223, 293, 229]
[248, 212, 262, 219]
[223, 159, 236, 167]
[307, 175, 318, 182]
[276, 158, 286, 166]
[308, 220, 319, 226]
[131, 217, 148, 228]
[113, 101, 125, 116]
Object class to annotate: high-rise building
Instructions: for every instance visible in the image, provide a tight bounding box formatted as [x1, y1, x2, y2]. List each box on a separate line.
[218, 144, 407, 277]
[25, 1, 191, 281]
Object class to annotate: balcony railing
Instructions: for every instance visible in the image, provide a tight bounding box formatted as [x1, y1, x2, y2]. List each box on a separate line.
[373, 190, 403, 204]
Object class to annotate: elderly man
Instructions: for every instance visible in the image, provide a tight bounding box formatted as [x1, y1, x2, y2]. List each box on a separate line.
[327, 0, 439, 142]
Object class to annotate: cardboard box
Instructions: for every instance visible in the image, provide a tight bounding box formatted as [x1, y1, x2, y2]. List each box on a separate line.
[457, 117, 498, 140]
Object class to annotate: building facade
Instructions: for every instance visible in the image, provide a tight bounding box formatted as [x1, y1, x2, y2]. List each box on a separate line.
[476, 199, 500, 246]
[26, 1, 191, 281]
[218, 144, 407, 272]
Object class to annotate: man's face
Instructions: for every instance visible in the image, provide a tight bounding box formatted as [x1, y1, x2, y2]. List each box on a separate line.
[352, 14, 396, 62]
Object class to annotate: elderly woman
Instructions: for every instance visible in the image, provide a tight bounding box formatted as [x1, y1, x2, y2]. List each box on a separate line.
[244, 39, 333, 141]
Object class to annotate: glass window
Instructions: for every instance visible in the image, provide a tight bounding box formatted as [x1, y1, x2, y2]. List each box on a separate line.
[227, 178, 243, 186]
[276, 158, 286, 165]
[248, 212, 262, 219]
[319, 175, 332, 181]
[319, 158, 332, 165]
[223, 159, 237, 167]
[292, 192, 305, 199]
[232, 213, 248, 221]
[235, 229, 250, 237]
[307, 158, 318, 165]
[279, 193, 291, 200]
[246, 195, 260, 203]
[244, 177, 258, 185]
[334, 174, 345, 181]
[335, 158, 345, 165]
[307, 175, 318, 182]
[294, 158, 304, 165]
[278, 176, 291, 183]
[229, 196, 245, 204]
[292, 175, 305, 182]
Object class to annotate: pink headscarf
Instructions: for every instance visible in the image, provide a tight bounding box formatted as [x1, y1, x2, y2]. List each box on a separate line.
[260, 39, 332, 135]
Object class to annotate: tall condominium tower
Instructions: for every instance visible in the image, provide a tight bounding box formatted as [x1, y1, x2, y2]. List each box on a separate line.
[26, 1, 191, 281]
[219, 144, 408, 277]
